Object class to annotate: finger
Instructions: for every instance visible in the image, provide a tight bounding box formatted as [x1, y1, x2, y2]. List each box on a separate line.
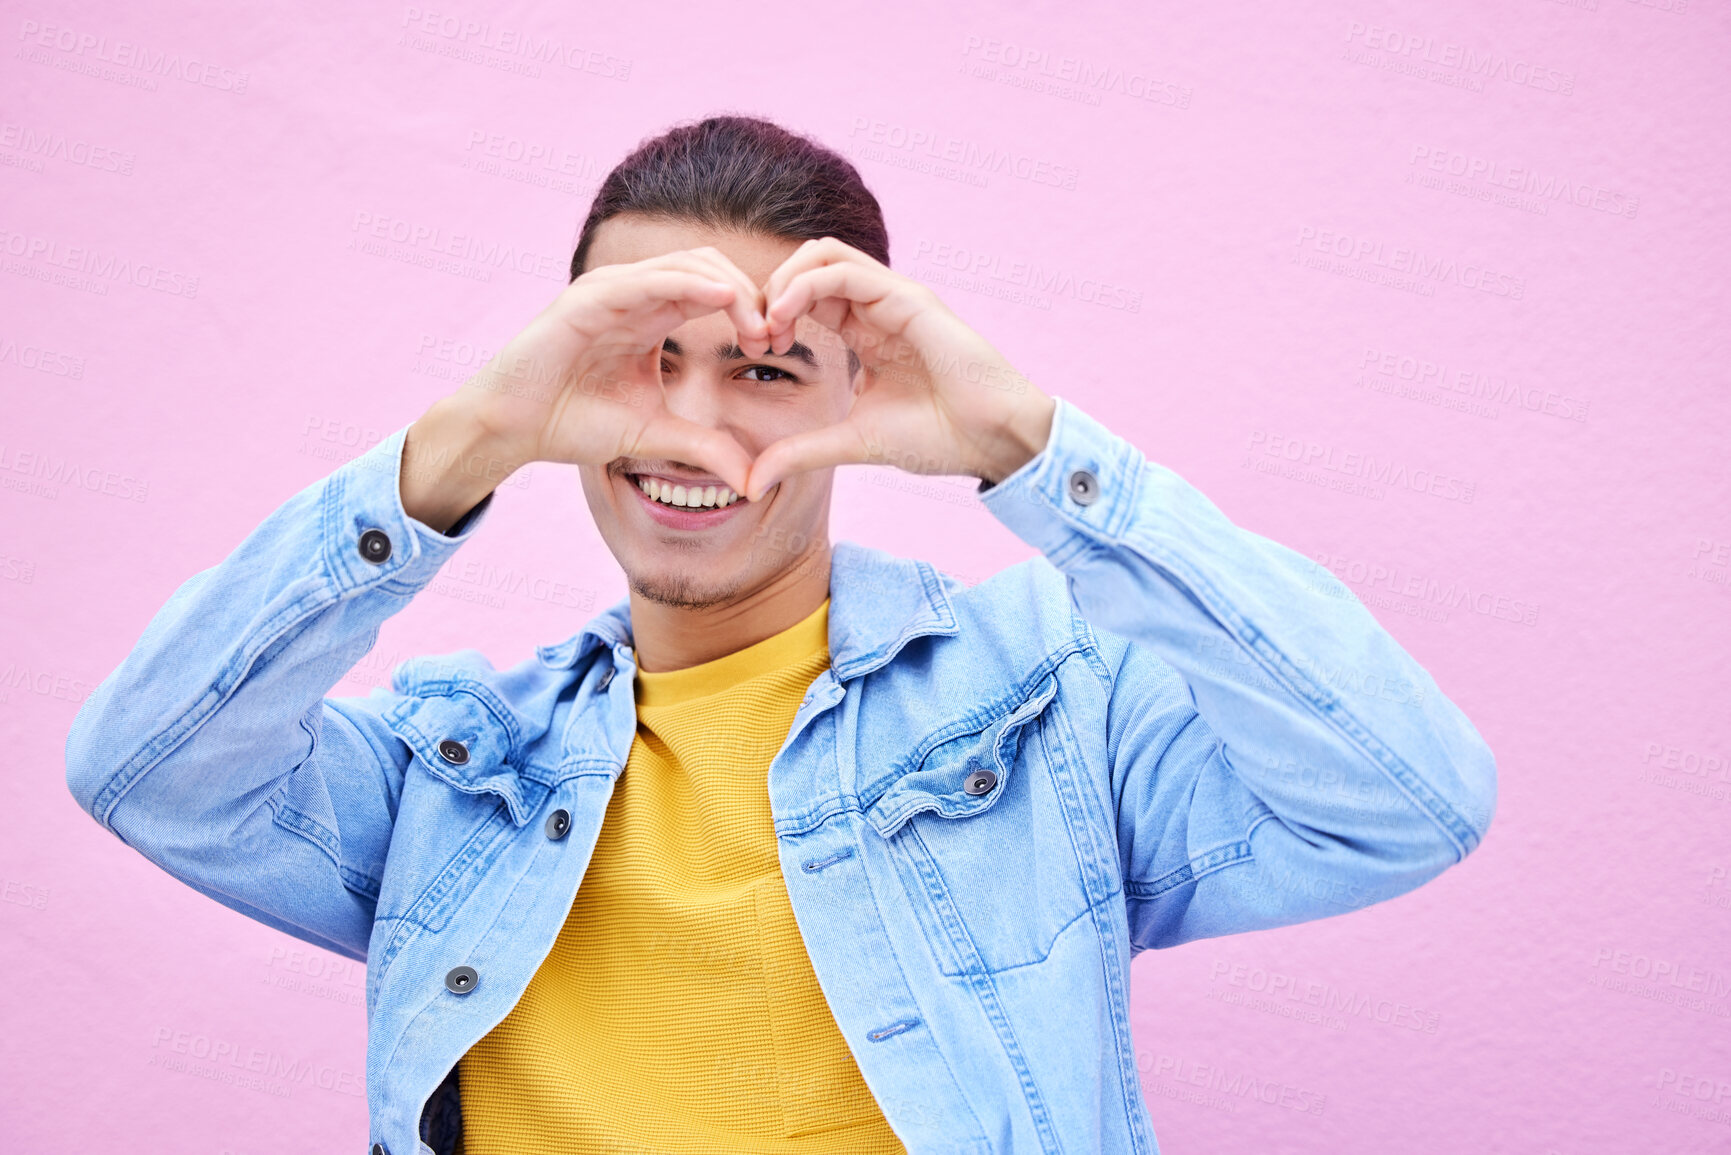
[761, 239, 882, 353]
[676, 248, 770, 355]
[588, 269, 736, 325]
[630, 414, 757, 498]
[572, 270, 744, 361]
[594, 248, 773, 356]
[744, 420, 872, 502]
[601, 252, 766, 357]
[766, 263, 911, 355]
[759, 237, 878, 314]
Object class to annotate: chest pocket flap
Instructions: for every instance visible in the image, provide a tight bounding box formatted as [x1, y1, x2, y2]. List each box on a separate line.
[384, 683, 546, 827]
[865, 671, 1060, 839]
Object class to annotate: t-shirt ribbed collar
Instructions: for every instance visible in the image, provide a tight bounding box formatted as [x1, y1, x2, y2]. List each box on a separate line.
[633, 599, 830, 709]
[537, 541, 961, 683]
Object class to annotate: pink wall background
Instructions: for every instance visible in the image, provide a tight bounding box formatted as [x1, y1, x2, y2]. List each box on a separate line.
[4, 1, 1728, 1152]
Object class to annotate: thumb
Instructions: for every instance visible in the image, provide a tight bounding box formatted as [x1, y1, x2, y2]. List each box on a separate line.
[632, 415, 756, 498]
[745, 421, 870, 502]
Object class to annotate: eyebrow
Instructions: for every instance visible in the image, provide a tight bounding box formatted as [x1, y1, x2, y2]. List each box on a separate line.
[660, 336, 819, 369]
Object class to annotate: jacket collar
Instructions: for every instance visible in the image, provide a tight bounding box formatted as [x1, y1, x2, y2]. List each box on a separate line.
[534, 540, 960, 682]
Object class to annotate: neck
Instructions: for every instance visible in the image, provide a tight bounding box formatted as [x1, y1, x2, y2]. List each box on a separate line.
[627, 540, 833, 673]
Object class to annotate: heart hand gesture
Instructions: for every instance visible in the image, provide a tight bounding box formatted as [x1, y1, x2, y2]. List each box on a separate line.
[743, 238, 1055, 502]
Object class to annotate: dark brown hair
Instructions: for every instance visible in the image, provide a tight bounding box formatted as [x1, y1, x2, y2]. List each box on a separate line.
[569, 115, 890, 281]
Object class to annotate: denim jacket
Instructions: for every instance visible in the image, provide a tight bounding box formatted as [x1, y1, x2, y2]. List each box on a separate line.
[64, 397, 1496, 1155]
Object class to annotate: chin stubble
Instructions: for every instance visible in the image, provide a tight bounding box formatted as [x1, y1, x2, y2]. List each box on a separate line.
[627, 569, 751, 610]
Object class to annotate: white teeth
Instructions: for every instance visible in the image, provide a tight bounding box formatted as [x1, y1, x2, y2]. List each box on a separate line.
[635, 476, 737, 510]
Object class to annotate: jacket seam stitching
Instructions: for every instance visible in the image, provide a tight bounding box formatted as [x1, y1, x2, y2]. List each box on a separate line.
[847, 646, 1080, 829]
[398, 681, 525, 755]
[88, 585, 341, 826]
[902, 824, 1065, 1153]
[1037, 704, 1154, 1155]
[1104, 534, 1475, 859]
[388, 691, 545, 825]
[1123, 839, 1257, 899]
[865, 690, 1049, 841]
[846, 818, 993, 1148]
[374, 795, 513, 954]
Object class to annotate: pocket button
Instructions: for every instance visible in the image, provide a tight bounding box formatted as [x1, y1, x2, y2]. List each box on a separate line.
[444, 965, 478, 995]
[437, 739, 470, 765]
[963, 769, 998, 796]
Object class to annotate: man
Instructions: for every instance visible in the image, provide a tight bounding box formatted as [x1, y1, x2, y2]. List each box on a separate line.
[66, 116, 1497, 1154]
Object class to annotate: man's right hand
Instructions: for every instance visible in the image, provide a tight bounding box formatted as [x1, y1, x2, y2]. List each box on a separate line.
[399, 247, 771, 533]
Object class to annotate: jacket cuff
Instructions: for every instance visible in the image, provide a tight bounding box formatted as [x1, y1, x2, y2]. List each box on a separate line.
[320, 423, 494, 595]
[977, 397, 1144, 566]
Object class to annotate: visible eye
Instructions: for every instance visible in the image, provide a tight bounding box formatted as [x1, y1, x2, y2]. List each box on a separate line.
[738, 364, 796, 383]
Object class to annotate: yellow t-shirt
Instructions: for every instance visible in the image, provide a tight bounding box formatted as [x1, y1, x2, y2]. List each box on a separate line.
[458, 598, 905, 1153]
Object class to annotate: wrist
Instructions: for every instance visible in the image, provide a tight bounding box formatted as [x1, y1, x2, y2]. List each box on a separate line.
[400, 395, 525, 534]
[978, 391, 1057, 486]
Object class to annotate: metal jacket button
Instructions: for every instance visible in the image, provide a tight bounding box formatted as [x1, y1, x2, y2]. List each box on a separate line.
[358, 528, 393, 564]
[371, 1145, 387, 1155]
[445, 965, 478, 994]
[964, 769, 998, 796]
[437, 739, 469, 765]
[595, 667, 614, 692]
[1067, 469, 1099, 505]
[545, 808, 571, 840]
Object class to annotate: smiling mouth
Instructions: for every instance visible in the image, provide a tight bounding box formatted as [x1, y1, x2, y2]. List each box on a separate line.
[628, 473, 742, 510]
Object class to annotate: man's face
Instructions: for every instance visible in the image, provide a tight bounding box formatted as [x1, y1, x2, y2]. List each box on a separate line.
[576, 215, 859, 609]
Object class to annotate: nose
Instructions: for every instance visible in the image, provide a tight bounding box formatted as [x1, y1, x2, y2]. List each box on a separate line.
[660, 358, 758, 457]
[660, 362, 727, 429]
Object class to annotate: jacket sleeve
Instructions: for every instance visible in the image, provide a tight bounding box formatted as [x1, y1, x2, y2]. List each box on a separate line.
[63, 425, 495, 962]
[978, 397, 1497, 950]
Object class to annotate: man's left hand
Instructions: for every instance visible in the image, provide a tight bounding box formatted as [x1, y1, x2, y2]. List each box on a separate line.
[743, 238, 1057, 502]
